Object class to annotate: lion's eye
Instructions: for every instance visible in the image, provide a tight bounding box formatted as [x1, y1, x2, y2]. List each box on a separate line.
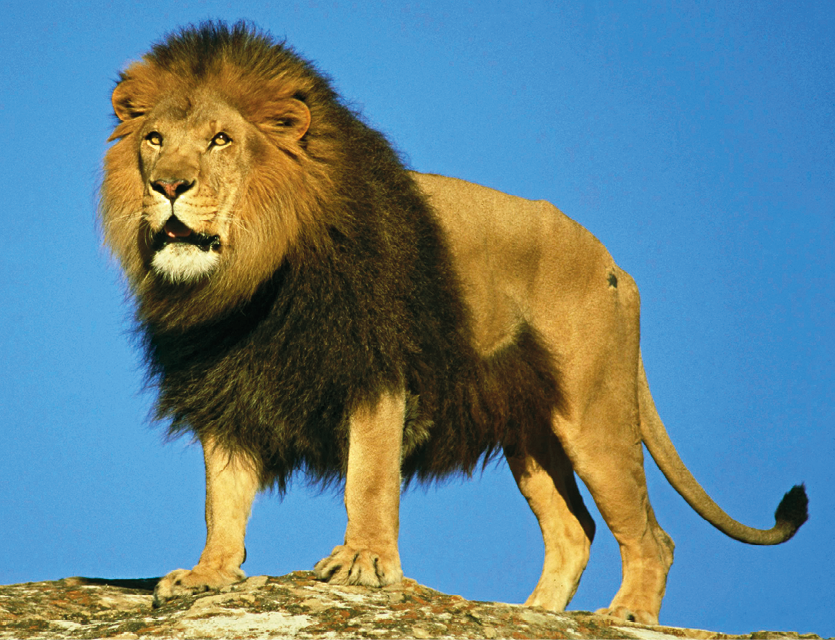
[146, 131, 163, 147]
[211, 132, 232, 147]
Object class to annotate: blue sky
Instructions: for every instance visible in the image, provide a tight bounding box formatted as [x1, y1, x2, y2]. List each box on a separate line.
[1, 0, 832, 636]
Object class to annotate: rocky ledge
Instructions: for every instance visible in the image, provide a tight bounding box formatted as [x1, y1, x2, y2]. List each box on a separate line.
[0, 572, 820, 639]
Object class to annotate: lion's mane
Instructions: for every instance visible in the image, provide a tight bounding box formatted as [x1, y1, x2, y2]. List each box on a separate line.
[101, 22, 563, 490]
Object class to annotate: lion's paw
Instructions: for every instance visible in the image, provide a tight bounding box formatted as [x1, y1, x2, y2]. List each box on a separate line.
[153, 566, 246, 607]
[596, 605, 658, 626]
[313, 544, 403, 587]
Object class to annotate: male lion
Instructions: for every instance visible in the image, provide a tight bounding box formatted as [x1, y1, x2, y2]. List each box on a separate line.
[101, 22, 807, 625]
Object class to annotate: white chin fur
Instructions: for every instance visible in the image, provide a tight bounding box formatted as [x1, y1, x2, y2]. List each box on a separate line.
[151, 243, 220, 283]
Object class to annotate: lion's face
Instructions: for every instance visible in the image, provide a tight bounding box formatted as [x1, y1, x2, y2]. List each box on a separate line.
[102, 59, 320, 327]
[136, 92, 255, 283]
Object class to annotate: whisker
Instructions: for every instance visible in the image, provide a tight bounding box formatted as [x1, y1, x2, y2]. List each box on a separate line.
[105, 213, 143, 222]
[213, 215, 249, 234]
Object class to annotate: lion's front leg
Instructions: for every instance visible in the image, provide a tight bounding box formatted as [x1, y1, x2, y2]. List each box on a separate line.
[153, 436, 260, 607]
[314, 390, 405, 587]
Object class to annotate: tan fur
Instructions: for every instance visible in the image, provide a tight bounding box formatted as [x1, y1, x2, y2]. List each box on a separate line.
[314, 391, 406, 587]
[416, 173, 674, 622]
[411, 173, 803, 622]
[105, 35, 805, 623]
[153, 437, 260, 606]
[505, 429, 595, 612]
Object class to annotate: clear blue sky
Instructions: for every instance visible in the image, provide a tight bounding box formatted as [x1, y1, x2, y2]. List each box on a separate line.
[1, 1, 832, 636]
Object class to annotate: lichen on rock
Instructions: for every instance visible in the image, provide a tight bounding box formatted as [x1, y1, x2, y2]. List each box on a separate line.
[0, 572, 821, 639]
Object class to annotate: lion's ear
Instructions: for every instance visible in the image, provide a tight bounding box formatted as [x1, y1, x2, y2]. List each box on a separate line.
[111, 80, 148, 121]
[268, 98, 311, 141]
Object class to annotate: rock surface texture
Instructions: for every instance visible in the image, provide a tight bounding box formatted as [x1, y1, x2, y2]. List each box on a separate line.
[0, 572, 820, 639]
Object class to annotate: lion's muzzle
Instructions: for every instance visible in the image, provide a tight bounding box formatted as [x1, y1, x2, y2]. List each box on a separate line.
[153, 217, 221, 253]
[149, 216, 222, 283]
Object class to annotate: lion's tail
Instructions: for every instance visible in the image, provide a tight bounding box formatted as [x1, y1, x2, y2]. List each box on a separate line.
[638, 353, 808, 545]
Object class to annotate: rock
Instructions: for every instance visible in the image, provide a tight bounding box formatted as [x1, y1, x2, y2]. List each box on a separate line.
[0, 572, 820, 639]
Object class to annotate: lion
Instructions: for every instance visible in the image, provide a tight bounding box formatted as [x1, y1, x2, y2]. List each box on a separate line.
[100, 22, 807, 625]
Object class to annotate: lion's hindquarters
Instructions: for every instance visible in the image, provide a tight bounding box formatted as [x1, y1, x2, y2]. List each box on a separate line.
[420, 174, 676, 622]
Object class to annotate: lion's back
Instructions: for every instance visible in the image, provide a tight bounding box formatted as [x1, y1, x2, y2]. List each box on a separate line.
[412, 172, 630, 354]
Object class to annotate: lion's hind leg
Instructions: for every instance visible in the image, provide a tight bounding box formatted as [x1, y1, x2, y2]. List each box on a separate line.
[558, 402, 675, 625]
[506, 425, 595, 612]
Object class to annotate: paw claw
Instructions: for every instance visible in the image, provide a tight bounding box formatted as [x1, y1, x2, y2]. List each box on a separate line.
[314, 544, 402, 587]
[153, 566, 245, 607]
[596, 606, 658, 625]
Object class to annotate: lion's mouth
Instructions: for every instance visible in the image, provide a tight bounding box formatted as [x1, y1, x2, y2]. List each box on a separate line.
[153, 217, 221, 252]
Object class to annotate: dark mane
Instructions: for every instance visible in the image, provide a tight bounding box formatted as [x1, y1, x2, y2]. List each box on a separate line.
[141, 22, 336, 108]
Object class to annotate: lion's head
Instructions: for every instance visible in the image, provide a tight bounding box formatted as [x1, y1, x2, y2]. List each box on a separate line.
[101, 22, 349, 329]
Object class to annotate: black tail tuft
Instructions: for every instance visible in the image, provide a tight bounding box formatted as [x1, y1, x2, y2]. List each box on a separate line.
[774, 484, 809, 538]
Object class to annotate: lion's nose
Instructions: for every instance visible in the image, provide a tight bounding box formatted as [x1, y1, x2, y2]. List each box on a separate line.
[151, 179, 195, 202]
